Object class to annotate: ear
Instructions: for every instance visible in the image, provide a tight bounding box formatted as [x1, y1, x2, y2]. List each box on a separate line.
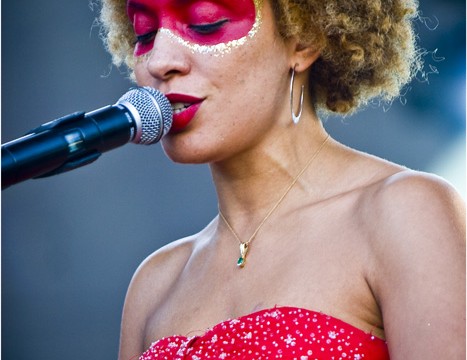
[288, 39, 321, 72]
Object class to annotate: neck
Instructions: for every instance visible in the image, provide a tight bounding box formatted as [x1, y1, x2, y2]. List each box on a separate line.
[211, 114, 329, 232]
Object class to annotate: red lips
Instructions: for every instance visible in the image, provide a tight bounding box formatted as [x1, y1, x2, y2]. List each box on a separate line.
[165, 93, 204, 132]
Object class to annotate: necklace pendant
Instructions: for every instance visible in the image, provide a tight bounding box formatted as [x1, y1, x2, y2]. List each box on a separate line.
[237, 242, 249, 268]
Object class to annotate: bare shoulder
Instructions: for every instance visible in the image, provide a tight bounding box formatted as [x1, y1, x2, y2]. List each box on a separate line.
[125, 235, 196, 313]
[361, 170, 466, 358]
[118, 219, 216, 359]
[361, 169, 465, 241]
[131, 233, 199, 296]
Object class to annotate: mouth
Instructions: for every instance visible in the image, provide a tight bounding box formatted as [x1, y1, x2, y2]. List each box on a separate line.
[165, 93, 204, 132]
[171, 102, 193, 114]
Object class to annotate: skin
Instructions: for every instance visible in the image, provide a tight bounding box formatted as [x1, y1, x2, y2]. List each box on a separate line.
[119, 0, 466, 359]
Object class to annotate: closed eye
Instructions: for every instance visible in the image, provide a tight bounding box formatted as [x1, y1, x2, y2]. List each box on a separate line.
[135, 30, 157, 45]
[189, 19, 229, 35]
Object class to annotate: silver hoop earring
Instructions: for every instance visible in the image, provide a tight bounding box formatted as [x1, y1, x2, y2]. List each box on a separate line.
[290, 65, 304, 124]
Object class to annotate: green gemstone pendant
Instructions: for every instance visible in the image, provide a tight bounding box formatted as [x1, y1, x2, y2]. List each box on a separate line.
[237, 242, 249, 268]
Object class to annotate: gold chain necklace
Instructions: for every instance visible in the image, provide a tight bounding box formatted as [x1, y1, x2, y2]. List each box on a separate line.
[218, 135, 330, 268]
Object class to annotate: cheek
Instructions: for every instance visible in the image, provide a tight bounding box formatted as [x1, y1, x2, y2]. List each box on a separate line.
[133, 62, 152, 87]
[133, 65, 144, 83]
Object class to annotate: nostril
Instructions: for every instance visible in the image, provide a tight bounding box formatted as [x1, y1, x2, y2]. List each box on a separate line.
[165, 69, 182, 77]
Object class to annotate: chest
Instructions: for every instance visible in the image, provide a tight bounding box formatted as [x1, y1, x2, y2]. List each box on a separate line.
[143, 235, 380, 347]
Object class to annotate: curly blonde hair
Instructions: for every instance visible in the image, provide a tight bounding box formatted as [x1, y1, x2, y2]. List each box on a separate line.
[99, 0, 422, 114]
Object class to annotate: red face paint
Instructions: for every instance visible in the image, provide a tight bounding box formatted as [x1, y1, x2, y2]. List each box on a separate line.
[127, 0, 259, 56]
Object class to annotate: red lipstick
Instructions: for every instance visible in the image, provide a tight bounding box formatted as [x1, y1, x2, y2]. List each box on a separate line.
[165, 94, 204, 132]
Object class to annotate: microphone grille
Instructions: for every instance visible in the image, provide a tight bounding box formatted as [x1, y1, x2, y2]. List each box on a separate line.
[117, 87, 173, 144]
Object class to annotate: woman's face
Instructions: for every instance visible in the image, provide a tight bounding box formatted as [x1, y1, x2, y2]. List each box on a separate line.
[129, 0, 293, 163]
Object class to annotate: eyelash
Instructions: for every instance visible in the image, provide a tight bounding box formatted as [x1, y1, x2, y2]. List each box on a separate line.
[135, 31, 157, 45]
[188, 19, 229, 34]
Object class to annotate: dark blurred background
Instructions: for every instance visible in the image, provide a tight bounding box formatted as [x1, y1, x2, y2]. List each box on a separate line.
[2, 0, 465, 359]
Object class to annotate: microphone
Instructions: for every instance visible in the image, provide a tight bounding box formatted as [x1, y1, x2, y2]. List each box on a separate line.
[1, 86, 173, 190]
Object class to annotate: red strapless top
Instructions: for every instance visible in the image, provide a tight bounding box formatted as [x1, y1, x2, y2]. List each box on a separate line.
[139, 306, 389, 359]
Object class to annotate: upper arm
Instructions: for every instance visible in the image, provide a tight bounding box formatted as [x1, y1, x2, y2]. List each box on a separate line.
[369, 172, 465, 359]
[118, 240, 192, 360]
[118, 256, 157, 360]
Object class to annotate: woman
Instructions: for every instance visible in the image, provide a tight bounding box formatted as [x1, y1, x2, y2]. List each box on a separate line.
[100, 0, 466, 358]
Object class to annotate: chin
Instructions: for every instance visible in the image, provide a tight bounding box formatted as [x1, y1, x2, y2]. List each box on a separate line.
[161, 138, 216, 165]
[163, 152, 209, 165]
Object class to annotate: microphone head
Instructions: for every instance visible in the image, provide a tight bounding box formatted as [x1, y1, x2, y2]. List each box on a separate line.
[117, 86, 173, 144]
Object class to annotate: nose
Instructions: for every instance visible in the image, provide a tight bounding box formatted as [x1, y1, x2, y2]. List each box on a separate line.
[145, 29, 190, 81]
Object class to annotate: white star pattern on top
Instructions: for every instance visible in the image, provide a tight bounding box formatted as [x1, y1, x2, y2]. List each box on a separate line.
[139, 307, 388, 360]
